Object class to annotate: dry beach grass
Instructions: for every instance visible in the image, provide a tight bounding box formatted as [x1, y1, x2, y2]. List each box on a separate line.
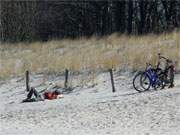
[0, 31, 180, 80]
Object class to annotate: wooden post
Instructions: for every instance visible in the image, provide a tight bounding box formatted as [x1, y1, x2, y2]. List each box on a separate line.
[109, 69, 116, 93]
[64, 69, 69, 89]
[26, 70, 30, 91]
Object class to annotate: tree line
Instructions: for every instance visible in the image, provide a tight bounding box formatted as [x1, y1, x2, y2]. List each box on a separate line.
[0, 0, 180, 42]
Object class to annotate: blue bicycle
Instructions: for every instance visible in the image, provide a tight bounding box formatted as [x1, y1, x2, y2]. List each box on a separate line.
[133, 63, 164, 92]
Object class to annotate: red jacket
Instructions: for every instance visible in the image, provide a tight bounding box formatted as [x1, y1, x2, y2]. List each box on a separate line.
[44, 92, 58, 100]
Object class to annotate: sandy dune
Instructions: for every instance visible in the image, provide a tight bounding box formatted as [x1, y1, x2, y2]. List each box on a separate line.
[1, 73, 180, 135]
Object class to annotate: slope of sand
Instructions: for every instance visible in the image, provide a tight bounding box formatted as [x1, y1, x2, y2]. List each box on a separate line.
[1, 73, 180, 135]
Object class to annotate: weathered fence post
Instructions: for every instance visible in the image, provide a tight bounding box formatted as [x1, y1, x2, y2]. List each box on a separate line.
[26, 70, 30, 91]
[109, 69, 116, 93]
[64, 69, 69, 89]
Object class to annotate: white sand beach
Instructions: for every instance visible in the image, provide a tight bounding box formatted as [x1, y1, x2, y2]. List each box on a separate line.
[1, 73, 180, 135]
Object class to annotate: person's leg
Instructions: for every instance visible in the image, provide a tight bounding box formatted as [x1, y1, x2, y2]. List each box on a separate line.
[32, 87, 41, 99]
[27, 88, 34, 99]
[23, 87, 43, 102]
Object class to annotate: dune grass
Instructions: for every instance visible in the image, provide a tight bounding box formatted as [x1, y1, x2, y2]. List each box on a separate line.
[0, 31, 180, 80]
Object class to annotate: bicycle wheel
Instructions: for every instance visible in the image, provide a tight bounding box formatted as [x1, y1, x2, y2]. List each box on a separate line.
[133, 72, 147, 92]
[156, 73, 166, 89]
[140, 72, 151, 91]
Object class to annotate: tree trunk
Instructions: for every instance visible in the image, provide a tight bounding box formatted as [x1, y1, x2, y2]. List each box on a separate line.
[128, 0, 133, 34]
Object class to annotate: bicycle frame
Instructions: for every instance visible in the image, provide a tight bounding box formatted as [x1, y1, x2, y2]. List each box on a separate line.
[144, 64, 164, 89]
[145, 68, 158, 87]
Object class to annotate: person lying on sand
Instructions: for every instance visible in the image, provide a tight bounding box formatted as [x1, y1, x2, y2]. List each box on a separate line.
[22, 87, 63, 102]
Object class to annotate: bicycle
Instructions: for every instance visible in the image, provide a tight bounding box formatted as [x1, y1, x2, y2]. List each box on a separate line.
[133, 63, 164, 92]
[133, 53, 175, 92]
[156, 53, 175, 88]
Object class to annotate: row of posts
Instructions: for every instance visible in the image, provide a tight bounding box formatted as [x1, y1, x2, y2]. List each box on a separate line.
[26, 69, 116, 93]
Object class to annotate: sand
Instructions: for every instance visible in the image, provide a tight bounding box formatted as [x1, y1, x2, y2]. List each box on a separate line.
[1, 72, 180, 135]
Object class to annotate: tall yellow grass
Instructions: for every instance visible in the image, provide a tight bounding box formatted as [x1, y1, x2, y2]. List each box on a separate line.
[0, 31, 180, 80]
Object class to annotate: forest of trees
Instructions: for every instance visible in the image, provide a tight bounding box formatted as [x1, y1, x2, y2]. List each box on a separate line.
[0, 0, 180, 42]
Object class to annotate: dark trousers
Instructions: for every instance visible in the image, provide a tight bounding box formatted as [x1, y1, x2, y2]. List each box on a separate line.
[27, 87, 42, 99]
